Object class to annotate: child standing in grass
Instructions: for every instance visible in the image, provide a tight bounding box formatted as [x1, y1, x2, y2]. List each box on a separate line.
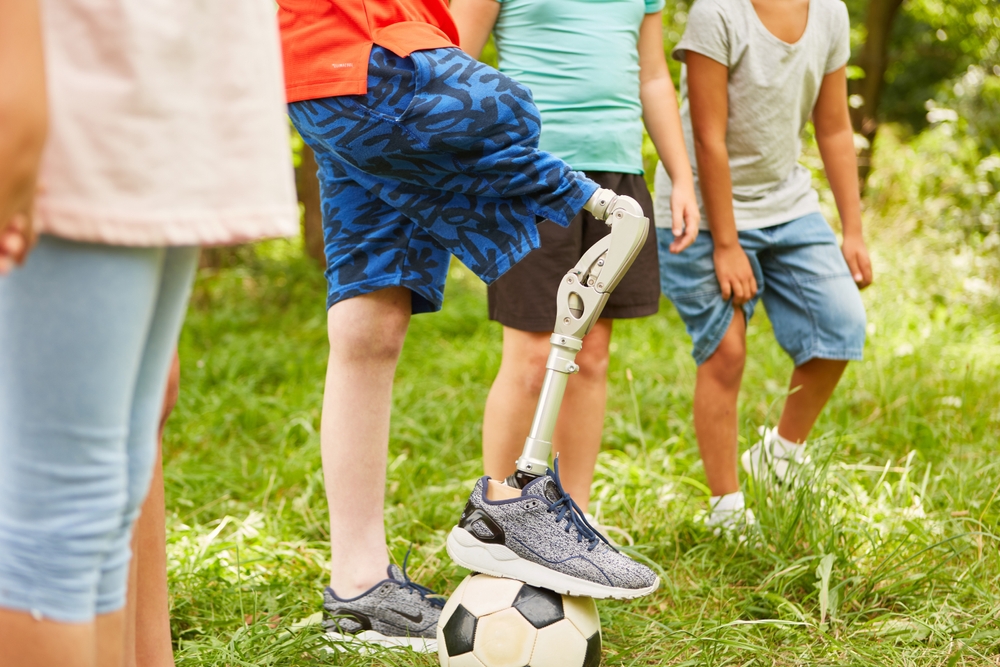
[277, 0, 661, 652]
[449, 0, 700, 525]
[656, 0, 873, 529]
[0, 1, 297, 665]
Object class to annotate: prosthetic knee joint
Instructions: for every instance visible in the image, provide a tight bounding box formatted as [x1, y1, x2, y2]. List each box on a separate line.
[508, 188, 649, 488]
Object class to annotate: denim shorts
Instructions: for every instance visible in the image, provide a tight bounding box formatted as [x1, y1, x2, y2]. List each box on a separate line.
[657, 212, 866, 366]
[289, 46, 597, 314]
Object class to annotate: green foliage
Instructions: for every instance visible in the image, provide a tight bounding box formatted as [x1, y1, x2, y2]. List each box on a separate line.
[851, 0, 1000, 133]
[866, 120, 1000, 248]
[165, 200, 1000, 665]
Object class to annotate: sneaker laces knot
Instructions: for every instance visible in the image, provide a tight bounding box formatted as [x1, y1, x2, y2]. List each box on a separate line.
[545, 458, 614, 552]
[400, 546, 445, 609]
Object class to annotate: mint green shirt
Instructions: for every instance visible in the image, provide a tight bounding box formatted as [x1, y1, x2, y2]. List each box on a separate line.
[493, 0, 664, 174]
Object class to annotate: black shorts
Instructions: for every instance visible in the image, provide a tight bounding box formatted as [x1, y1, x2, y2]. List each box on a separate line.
[487, 171, 660, 332]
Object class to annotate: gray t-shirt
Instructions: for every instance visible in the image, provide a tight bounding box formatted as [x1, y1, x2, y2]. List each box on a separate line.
[655, 0, 851, 231]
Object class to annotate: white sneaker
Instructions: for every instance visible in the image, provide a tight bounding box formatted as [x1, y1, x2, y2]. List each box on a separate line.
[741, 426, 808, 485]
[703, 492, 756, 537]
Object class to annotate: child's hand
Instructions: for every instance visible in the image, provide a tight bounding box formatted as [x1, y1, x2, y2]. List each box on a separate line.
[0, 213, 35, 275]
[841, 234, 872, 289]
[667, 180, 701, 254]
[713, 242, 757, 305]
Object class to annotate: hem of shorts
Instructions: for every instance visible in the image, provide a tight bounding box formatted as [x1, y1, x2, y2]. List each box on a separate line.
[791, 347, 864, 367]
[0, 596, 103, 624]
[691, 305, 739, 366]
[35, 202, 300, 247]
[490, 301, 659, 332]
[325, 277, 443, 314]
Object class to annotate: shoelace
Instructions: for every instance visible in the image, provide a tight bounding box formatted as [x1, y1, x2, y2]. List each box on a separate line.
[399, 546, 445, 609]
[545, 458, 615, 552]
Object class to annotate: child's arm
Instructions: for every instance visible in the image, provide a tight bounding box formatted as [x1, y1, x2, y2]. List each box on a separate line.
[686, 52, 757, 305]
[638, 11, 700, 253]
[813, 66, 873, 289]
[0, 0, 47, 273]
[449, 0, 501, 59]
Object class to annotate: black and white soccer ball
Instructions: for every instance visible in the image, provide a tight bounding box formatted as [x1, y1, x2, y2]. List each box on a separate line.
[437, 573, 601, 667]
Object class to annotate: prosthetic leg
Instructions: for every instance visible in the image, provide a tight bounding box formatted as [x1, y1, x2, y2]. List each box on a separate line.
[506, 188, 649, 489]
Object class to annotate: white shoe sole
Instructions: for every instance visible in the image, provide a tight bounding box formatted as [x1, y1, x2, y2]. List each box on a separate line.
[446, 526, 659, 600]
[324, 630, 437, 654]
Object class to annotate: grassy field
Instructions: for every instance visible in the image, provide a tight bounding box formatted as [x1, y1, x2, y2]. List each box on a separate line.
[165, 199, 1000, 665]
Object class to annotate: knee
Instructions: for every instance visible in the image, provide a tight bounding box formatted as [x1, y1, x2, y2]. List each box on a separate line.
[575, 341, 610, 383]
[703, 334, 746, 385]
[327, 297, 410, 365]
[498, 342, 549, 397]
[518, 347, 550, 397]
[330, 314, 408, 365]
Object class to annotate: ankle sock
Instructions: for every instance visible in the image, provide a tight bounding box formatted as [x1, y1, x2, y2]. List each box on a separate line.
[709, 491, 745, 514]
[771, 430, 805, 459]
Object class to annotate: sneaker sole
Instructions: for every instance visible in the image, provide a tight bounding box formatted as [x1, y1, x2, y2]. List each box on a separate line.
[446, 526, 659, 600]
[324, 630, 437, 654]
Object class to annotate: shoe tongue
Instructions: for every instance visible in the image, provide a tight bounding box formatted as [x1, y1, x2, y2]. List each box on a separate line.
[387, 564, 404, 582]
[523, 475, 562, 504]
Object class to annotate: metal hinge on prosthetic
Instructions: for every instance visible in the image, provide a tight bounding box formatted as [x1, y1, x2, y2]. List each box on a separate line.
[510, 189, 649, 486]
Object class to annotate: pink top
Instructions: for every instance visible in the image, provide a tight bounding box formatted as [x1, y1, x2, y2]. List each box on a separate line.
[35, 0, 299, 247]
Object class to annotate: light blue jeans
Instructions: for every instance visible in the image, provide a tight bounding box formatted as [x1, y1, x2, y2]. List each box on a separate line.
[0, 236, 198, 622]
[657, 212, 867, 366]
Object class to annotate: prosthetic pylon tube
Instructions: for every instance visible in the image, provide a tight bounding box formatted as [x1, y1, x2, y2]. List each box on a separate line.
[508, 188, 649, 488]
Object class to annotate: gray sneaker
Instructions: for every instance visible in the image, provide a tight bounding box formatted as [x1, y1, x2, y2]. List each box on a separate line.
[446, 461, 659, 600]
[323, 561, 443, 653]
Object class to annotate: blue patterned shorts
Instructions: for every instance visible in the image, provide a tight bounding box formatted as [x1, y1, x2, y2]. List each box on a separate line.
[289, 46, 598, 313]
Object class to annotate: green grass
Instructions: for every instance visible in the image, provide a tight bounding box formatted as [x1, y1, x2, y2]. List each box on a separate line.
[165, 215, 1000, 665]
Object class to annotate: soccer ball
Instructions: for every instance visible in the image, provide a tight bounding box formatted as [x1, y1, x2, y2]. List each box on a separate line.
[437, 574, 601, 667]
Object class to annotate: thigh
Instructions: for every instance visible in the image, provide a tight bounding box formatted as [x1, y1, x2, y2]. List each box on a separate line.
[759, 214, 867, 366]
[0, 237, 163, 622]
[488, 215, 585, 332]
[289, 48, 595, 286]
[309, 150, 451, 314]
[583, 173, 659, 320]
[657, 228, 762, 365]
[95, 246, 198, 615]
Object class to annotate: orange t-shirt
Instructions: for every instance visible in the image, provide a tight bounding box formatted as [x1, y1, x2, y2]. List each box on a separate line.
[277, 0, 460, 103]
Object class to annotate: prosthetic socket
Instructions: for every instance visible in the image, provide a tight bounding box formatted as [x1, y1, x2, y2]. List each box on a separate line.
[507, 188, 649, 489]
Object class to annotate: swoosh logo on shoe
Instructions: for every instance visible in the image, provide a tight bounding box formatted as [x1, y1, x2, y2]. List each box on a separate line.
[394, 609, 423, 624]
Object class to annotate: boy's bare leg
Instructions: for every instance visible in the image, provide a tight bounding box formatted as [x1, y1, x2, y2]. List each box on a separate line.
[323, 287, 411, 597]
[125, 354, 179, 667]
[95, 610, 126, 667]
[776, 358, 848, 443]
[482, 320, 612, 511]
[0, 610, 93, 667]
[693, 309, 746, 497]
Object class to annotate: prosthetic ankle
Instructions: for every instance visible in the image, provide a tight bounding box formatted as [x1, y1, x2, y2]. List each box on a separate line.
[507, 188, 649, 488]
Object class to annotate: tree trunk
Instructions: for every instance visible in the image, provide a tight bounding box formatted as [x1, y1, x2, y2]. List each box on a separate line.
[296, 143, 326, 267]
[850, 0, 906, 189]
